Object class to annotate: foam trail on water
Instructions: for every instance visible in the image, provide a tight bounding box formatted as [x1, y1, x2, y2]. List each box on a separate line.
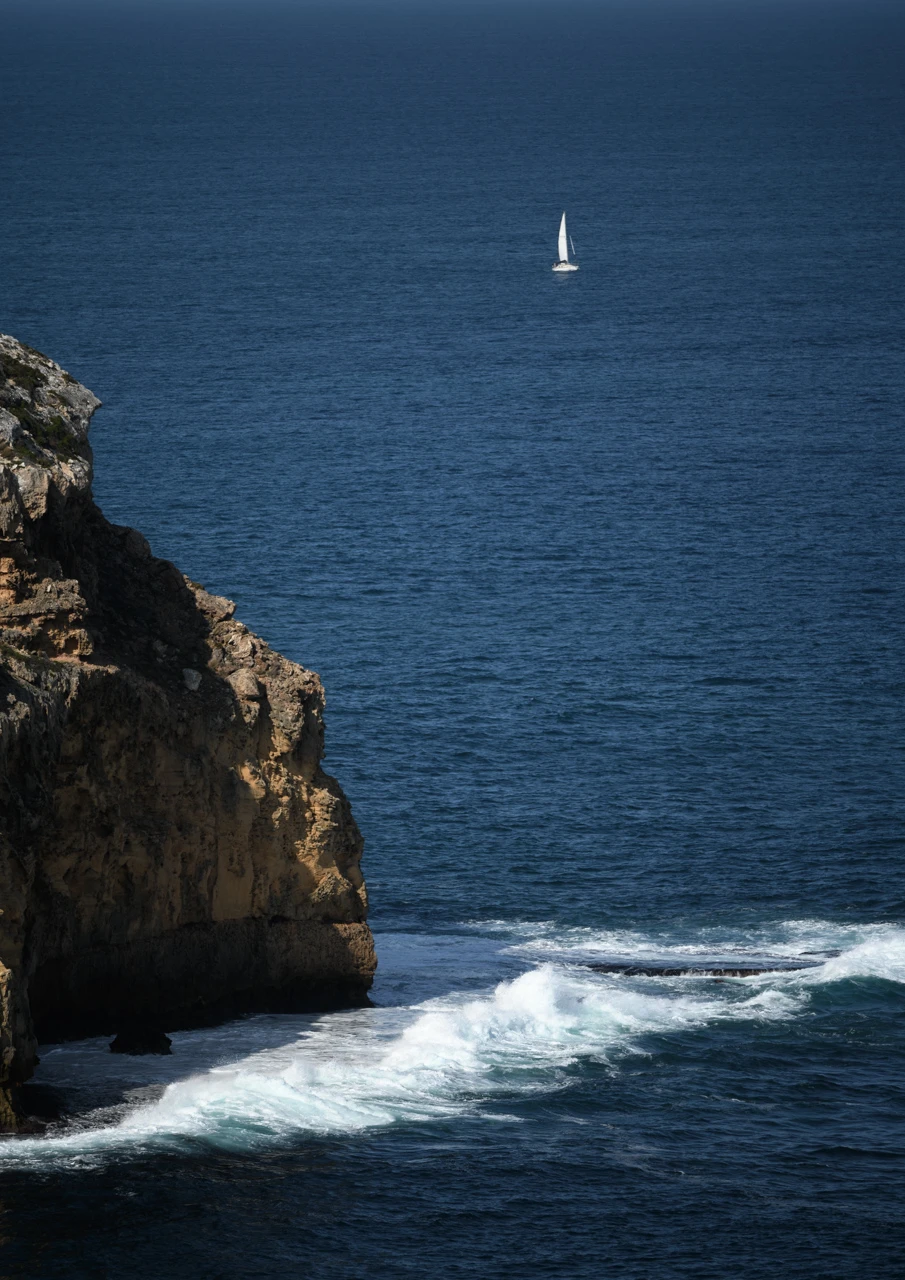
[0, 963, 798, 1168]
[493, 918, 905, 982]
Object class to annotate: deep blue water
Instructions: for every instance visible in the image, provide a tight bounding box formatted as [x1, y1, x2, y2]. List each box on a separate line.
[2, 1, 905, 1275]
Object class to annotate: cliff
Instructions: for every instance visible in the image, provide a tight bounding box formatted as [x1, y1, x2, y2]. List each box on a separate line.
[0, 334, 375, 1129]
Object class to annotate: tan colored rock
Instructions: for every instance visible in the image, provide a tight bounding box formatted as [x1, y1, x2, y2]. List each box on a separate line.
[227, 667, 263, 700]
[0, 335, 375, 1129]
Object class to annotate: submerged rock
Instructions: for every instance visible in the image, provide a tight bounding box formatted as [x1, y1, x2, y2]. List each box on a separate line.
[0, 334, 376, 1130]
[110, 1028, 173, 1056]
[585, 962, 816, 977]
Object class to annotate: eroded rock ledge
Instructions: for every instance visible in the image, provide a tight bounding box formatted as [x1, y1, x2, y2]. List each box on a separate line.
[0, 334, 375, 1129]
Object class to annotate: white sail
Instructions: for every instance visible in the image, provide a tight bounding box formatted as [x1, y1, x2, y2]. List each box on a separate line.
[552, 210, 579, 272]
[558, 212, 569, 263]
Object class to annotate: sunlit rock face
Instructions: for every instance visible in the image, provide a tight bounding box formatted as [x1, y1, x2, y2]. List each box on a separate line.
[0, 334, 375, 1128]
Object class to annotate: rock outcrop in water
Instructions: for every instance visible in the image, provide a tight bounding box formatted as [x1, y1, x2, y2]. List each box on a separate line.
[0, 334, 375, 1129]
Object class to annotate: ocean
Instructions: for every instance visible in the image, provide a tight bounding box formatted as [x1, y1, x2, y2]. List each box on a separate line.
[2, 1, 904, 1275]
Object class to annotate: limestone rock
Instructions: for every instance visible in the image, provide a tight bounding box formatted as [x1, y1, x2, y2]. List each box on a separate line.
[0, 335, 375, 1130]
[227, 667, 262, 700]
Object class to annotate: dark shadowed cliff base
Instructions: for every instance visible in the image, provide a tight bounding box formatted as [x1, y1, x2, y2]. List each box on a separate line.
[0, 334, 375, 1129]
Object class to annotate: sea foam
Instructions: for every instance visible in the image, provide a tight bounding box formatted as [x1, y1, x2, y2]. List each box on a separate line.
[493, 917, 905, 983]
[2, 920, 900, 1167]
[2, 960, 798, 1167]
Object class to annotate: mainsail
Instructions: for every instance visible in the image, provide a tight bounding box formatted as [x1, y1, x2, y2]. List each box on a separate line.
[558, 212, 569, 263]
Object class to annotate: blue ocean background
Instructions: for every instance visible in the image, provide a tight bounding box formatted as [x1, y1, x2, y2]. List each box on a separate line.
[2, 1, 904, 1275]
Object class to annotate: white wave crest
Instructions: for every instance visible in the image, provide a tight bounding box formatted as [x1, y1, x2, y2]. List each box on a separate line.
[0, 962, 799, 1166]
[3, 918, 899, 1167]
[791, 927, 905, 986]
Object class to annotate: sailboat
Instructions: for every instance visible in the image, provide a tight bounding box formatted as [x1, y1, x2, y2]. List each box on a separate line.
[552, 211, 579, 272]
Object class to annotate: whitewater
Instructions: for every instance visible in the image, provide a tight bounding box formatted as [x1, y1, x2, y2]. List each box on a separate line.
[5, 919, 902, 1168]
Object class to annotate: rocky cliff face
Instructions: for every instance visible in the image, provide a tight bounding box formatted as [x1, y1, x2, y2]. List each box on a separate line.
[0, 334, 375, 1129]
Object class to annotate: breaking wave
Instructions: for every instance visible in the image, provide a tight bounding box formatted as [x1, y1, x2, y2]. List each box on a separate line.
[2, 918, 901, 1168]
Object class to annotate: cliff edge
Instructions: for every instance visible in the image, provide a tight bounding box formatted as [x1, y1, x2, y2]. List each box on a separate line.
[0, 335, 375, 1129]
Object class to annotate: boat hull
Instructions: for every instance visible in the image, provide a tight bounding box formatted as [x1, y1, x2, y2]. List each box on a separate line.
[552, 262, 579, 272]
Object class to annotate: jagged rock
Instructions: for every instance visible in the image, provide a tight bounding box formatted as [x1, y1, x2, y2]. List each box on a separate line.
[227, 667, 263, 700]
[0, 335, 376, 1131]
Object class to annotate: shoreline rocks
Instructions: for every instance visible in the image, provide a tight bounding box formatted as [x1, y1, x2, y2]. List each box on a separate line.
[0, 334, 376, 1130]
